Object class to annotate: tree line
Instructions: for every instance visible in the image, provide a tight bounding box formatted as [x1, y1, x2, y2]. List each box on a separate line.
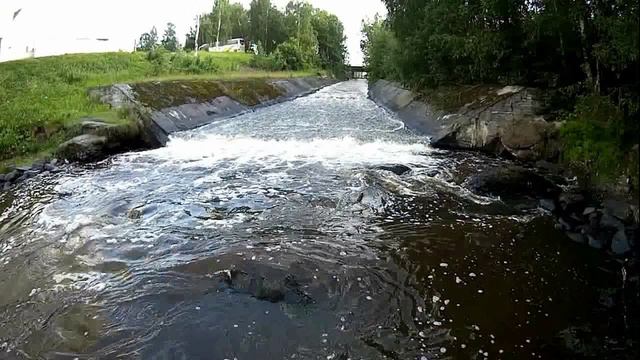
[138, 0, 347, 74]
[362, 0, 639, 187]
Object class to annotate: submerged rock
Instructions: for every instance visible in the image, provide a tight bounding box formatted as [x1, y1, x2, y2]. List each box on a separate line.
[127, 208, 143, 220]
[468, 166, 560, 198]
[376, 164, 412, 175]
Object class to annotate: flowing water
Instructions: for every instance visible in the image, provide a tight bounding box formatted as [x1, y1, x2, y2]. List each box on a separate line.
[0, 81, 636, 359]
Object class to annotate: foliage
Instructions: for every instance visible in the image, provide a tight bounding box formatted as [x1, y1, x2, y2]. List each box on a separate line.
[250, 54, 284, 71]
[0, 52, 312, 162]
[137, 26, 159, 51]
[559, 96, 625, 180]
[368, 0, 639, 185]
[311, 10, 346, 74]
[196, 0, 346, 75]
[274, 40, 309, 70]
[184, 27, 197, 51]
[161, 22, 179, 52]
[360, 17, 399, 81]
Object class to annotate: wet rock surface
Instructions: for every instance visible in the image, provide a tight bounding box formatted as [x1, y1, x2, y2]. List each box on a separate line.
[0, 158, 62, 191]
[467, 165, 561, 199]
[368, 80, 561, 161]
[57, 134, 109, 162]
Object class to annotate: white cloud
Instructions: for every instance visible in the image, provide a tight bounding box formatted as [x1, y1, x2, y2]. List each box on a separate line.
[0, 0, 386, 64]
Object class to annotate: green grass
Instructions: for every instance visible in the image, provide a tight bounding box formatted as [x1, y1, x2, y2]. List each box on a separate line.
[0, 51, 320, 166]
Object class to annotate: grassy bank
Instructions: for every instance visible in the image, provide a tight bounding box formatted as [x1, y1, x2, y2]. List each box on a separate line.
[0, 51, 319, 169]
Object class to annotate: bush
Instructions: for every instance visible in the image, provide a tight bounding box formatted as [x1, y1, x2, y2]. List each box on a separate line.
[169, 53, 220, 74]
[250, 54, 284, 71]
[273, 40, 315, 71]
[146, 48, 170, 75]
[560, 95, 625, 181]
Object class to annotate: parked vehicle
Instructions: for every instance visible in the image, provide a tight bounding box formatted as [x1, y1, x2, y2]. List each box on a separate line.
[210, 38, 245, 53]
[209, 38, 258, 54]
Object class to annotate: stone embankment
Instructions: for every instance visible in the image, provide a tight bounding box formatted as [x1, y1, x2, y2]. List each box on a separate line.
[1, 77, 336, 191]
[368, 80, 638, 258]
[368, 80, 560, 161]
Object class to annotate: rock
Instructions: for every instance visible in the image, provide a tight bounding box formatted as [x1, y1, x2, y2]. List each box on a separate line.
[426, 169, 439, 177]
[602, 199, 632, 222]
[566, 232, 585, 244]
[44, 163, 56, 172]
[127, 208, 142, 220]
[558, 192, 586, 213]
[5, 170, 19, 182]
[588, 212, 600, 229]
[2, 183, 10, 191]
[15, 165, 31, 172]
[81, 119, 118, 137]
[582, 207, 596, 216]
[468, 166, 560, 198]
[587, 235, 604, 249]
[22, 170, 39, 179]
[376, 164, 412, 175]
[30, 159, 47, 171]
[56, 135, 108, 162]
[539, 199, 556, 212]
[0, 174, 5, 182]
[611, 230, 631, 255]
[368, 81, 559, 161]
[600, 213, 625, 231]
[50, 158, 59, 166]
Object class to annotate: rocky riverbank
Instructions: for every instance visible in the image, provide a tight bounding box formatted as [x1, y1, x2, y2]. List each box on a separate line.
[368, 80, 638, 261]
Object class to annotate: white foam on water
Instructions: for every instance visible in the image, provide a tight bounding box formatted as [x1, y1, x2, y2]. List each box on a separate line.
[151, 135, 435, 169]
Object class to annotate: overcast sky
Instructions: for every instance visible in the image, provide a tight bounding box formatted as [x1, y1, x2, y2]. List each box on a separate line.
[0, 0, 386, 65]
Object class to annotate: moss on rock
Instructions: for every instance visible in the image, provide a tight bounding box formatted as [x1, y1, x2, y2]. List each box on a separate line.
[131, 79, 285, 110]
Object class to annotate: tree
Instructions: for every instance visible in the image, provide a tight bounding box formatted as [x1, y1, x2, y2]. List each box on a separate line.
[161, 22, 179, 52]
[212, 0, 230, 46]
[184, 27, 197, 51]
[312, 10, 346, 72]
[361, 16, 399, 81]
[284, 1, 318, 65]
[137, 26, 159, 51]
[249, 0, 273, 52]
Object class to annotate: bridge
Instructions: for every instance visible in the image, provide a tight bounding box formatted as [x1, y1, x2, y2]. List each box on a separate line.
[348, 65, 367, 79]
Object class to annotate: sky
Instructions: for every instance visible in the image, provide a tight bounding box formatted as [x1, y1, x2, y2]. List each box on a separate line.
[0, 0, 386, 65]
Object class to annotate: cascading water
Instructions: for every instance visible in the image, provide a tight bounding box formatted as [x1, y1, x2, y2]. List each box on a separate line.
[0, 81, 635, 359]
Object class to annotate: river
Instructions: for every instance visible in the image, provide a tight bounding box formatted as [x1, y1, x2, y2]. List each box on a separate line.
[0, 80, 636, 359]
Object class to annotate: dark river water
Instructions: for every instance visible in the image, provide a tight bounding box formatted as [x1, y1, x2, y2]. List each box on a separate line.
[0, 81, 637, 359]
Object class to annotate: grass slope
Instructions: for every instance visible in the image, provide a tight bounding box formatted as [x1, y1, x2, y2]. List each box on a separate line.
[0, 51, 317, 167]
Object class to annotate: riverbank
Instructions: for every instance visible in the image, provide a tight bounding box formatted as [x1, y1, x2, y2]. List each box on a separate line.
[368, 79, 638, 258]
[0, 52, 322, 172]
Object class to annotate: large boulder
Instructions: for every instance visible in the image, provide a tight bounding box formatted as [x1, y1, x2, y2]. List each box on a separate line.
[432, 88, 560, 160]
[56, 135, 108, 162]
[368, 81, 560, 161]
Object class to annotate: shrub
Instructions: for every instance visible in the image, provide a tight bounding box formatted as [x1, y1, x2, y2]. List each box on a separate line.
[250, 54, 284, 71]
[146, 48, 170, 75]
[560, 95, 625, 181]
[273, 40, 315, 71]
